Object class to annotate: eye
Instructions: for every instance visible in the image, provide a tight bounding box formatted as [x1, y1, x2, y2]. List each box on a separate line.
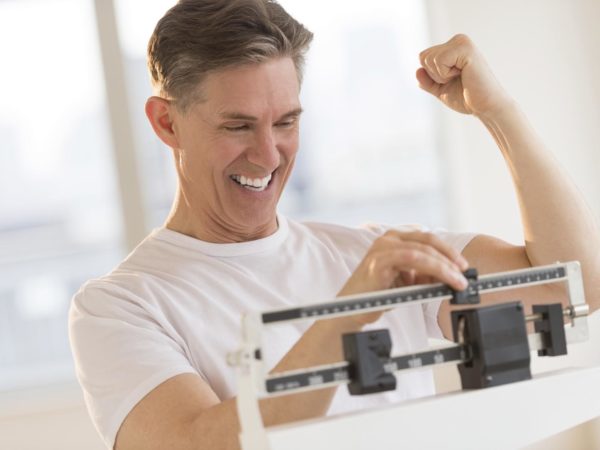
[276, 118, 297, 128]
[224, 124, 250, 132]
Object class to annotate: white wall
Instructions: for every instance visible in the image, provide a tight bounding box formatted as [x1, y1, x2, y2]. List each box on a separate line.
[427, 1, 600, 446]
[0, 383, 104, 450]
[426, 0, 600, 242]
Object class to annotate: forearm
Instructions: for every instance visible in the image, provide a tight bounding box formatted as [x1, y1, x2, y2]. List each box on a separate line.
[189, 316, 362, 449]
[263, 315, 362, 420]
[478, 102, 600, 309]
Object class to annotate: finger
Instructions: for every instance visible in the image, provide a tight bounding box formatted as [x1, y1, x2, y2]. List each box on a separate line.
[382, 230, 469, 271]
[419, 35, 470, 84]
[421, 51, 461, 85]
[394, 240, 468, 281]
[414, 273, 436, 285]
[416, 67, 442, 98]
[394, 269, 416, 287]
[377, 246, 468, 290]
[377, 235, 451, 268]
[420, 34, 472, 71]
[421, 53, 447, 85]
[377, 233, 467, 275]
[432, 55, 461, 82]
[360, 242, 436, 289]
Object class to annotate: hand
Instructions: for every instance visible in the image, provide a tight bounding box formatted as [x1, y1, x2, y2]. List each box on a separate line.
[337, 230, 469, 326]
[416, 34, 513, 118]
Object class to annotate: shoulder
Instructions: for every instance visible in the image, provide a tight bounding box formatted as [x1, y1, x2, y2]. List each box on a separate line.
[288, 219, 384, 247]
[69, 232, 172, 319]
[69, 274, 152, 332]
[72, 226, 214, 304]
[290, 218, 474, 253]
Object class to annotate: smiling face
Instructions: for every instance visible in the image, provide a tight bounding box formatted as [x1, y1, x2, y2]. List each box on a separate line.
[165, 57, 302, 243]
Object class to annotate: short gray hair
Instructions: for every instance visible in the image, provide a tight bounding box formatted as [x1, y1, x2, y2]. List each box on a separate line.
[147, 0, 314, 111]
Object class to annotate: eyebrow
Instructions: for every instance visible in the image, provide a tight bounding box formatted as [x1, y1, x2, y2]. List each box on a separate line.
[219, 107, 303, 121]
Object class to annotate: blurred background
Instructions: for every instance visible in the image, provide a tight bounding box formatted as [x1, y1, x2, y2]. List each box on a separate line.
[0, 0, 598, 448]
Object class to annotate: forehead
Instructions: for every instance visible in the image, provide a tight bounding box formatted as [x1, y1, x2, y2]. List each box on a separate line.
[195, 58, 301, 114]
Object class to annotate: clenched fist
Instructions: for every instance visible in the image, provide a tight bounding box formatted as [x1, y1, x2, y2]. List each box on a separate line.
[416, 34, 514, 118]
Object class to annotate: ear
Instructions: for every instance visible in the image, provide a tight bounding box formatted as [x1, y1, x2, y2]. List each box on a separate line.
[145, 96, 180, 148]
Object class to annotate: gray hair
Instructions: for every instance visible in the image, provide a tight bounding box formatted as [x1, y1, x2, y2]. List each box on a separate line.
[147, 0, 314, 111]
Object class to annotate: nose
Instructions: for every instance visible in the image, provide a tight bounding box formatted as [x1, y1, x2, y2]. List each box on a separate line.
[246, 127, 280, 171]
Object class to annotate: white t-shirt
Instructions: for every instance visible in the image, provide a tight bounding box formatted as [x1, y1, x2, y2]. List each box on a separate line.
[69, 215, 475, 448]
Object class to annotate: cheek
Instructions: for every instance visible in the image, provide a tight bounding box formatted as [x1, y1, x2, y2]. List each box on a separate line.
[180, 135, 241, 176]
[278, 139, 298, 182]
[280, 131, 300, 160]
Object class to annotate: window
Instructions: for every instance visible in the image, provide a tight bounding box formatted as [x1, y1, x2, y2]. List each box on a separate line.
[281, 1, 444, 226]
[0, 0, 123, 389]
[1, 0, 445, 391]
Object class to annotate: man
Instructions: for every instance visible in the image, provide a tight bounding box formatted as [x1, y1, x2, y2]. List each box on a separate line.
[69, 0, 600, 449]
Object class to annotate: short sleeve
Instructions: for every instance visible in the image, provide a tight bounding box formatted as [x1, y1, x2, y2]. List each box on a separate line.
[68, 281, 197, 449]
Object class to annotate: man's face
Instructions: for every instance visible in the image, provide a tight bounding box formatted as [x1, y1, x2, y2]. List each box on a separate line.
[170, 57, 301, 241]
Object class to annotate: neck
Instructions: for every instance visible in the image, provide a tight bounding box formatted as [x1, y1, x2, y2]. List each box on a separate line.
[165, 189, 278, 243]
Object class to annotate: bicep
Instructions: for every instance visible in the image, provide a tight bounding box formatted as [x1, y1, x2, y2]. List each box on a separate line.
[438, 234, 567, 338]
[462, 233, 533, 273]
[115, 373, 222, 450]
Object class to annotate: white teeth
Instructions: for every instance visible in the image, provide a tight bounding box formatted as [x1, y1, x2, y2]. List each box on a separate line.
[230, 173, 273, 191]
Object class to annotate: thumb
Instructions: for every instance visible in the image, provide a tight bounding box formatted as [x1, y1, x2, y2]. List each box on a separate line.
[416, 67, 442, 98]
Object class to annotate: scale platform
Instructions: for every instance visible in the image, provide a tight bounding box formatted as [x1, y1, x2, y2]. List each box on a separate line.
[267, 365, 600, 449]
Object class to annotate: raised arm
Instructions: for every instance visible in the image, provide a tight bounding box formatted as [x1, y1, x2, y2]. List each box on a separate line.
[416, 34, 600, 335]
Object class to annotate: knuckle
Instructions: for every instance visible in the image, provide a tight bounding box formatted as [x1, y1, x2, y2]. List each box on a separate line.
[380, 231, 405, 245]
[452, 33, 470, 44]
[364, 249, 380, 265]
[374, 235, 394, 249]
[420, 232, 437, 246]
[372, 235, 389, 247]
[420, 231, 433, 241]
[378, 268, 394, 285]
[454, 33, 474, 50]
[366, 258, 378, 274]
[370, 238, 382, 250]
[438, 259, 451, 271]
[400, 249, 419, 264]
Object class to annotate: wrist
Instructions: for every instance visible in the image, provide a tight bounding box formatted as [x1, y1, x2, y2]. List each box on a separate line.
[475, 97, 520, 124]
[318, 314, 365, 334]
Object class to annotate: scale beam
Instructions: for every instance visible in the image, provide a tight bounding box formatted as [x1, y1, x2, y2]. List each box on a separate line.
[262, 263, 568, 324]
[264, 302, 584, 396]
[265, 344, 467, 396]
